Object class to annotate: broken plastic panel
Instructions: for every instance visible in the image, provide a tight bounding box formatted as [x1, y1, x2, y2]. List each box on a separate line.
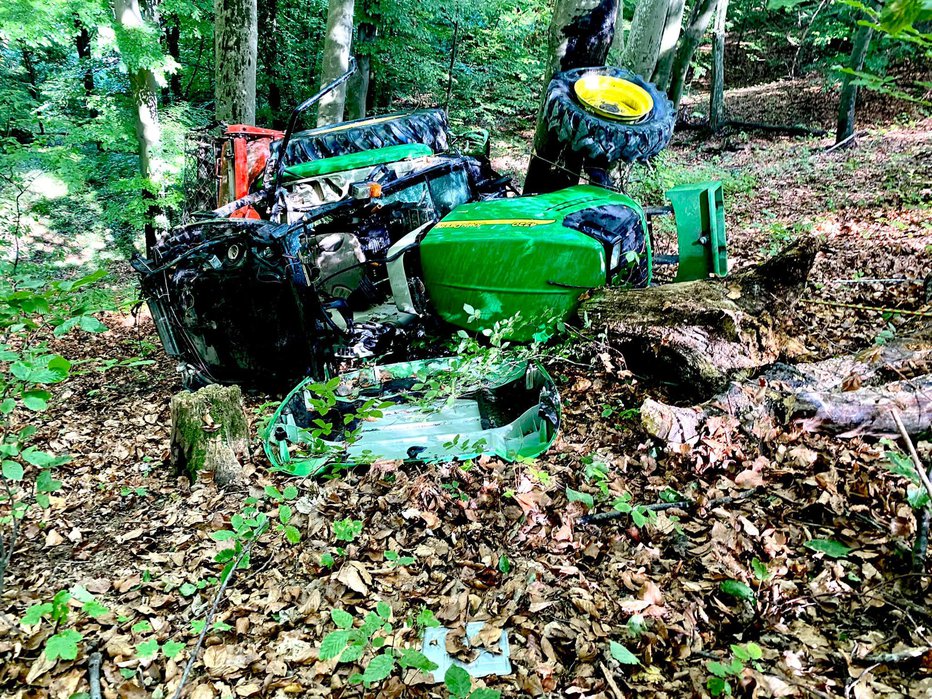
[422, 622, 512, 682]
[264, 356, 561, 478]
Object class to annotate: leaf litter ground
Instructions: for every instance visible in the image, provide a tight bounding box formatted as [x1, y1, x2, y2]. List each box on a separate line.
[1, 105, 930, 698]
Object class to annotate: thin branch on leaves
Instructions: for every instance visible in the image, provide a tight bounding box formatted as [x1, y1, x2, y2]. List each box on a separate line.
[580, 488, 761, 525]
[171, 523, 268, 699]
[88, 651, 102, 699]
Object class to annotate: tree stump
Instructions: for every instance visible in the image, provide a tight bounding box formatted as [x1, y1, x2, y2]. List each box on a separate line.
[170, 384, 249, 486]
[580, 236, 820, 398]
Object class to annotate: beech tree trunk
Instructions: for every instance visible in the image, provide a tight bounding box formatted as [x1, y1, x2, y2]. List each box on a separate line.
[668, 0, 717, 109]
[214, 0, 258, 125]
[652, 0, 687, 90]
[316, 0, 355, 127]
[709, 0, 728, 131]
[258, 0, 283, 125]
[836, 19, 874, 143]
[622, 0, 670, 78]
[544, 0, 619, 79]
[346, 19, 375, 121]
[113, 0, 163, 253]
[165, 15, 182, 100]
[524, 0, 618, 194]
[580, 237, 820, 397]
[170, 385, 249, 486]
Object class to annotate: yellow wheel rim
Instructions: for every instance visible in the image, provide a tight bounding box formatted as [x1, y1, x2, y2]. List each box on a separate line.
[573, 74, 654, 123]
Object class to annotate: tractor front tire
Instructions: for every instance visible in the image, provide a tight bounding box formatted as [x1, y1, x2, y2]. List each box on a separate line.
[541, 67, 675, 166]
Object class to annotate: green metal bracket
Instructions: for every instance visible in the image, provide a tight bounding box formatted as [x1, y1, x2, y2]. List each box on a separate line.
[666, 181, 727, 282]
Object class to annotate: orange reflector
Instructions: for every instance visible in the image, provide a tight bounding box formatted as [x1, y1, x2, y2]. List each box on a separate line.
[369, 182, 383, 198]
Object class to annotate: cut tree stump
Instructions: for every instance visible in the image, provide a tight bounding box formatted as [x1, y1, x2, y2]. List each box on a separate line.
[170, 384, 249, 486]
[580, 236, 820, 398]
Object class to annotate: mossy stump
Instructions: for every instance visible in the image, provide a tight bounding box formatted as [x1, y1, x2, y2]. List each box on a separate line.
[169, 384, 249, 486]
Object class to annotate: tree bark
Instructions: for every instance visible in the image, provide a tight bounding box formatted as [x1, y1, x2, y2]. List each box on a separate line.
[113, 0, 163, 254]
[622, 0, 671, 78]
[258, 0, 282, 125]
[75, 21, 95, 97]
[642, 341, 932, 445]
[836, 19, 874, 143]
[316, 0, 355, 127]
[652, 0, 687, 90]
[170, 385, 249, 486]
[165, 15, 183, 100]
[709, 0, 728, 132]
[346, 18, 375, 121]
[214, 0, 258, 125]
[524, 0, 619, 194]
[580, 236, 820, 398]
[668, 0, 717, 110]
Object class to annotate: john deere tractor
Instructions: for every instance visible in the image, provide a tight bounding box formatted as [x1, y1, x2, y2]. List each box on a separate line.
[134, 61, 726, 391]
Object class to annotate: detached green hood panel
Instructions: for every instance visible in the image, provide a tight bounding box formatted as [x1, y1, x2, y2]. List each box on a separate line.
[264, 356, 560, 478]
[420, 185, 646, 341]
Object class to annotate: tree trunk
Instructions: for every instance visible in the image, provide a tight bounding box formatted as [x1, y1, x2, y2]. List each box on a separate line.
[652, 0, 687, 90]
[170, 385, 249, 486]
[113, 0, 163, 254]
[258, 0, 283, 126]
[668, 0, 717, 110]
[316, 0, 355, 127]
[346, 19, 375, 121]
[165, 15, 182, 100]
[580, 236, 820, 398]
[709, 0, 728, 132]
[609, 0, 625, 59]
[524, 0, 618, 194]
[215, 0, 258, 124]
[622, 0, 670, 78]
[75, 21, 95, 97]
[836, 19, 874, 143]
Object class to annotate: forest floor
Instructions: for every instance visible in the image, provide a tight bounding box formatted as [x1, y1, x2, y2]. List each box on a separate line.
[1, 83, 931, 699]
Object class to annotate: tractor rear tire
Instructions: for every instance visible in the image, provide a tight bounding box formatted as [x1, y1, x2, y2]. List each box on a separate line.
[541, 67, 675, 165]
[281, 109, 450, 164]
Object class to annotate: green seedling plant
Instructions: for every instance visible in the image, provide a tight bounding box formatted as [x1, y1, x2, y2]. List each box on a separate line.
[1, 268, 111, 591]
[21, 587, 110, 661]
[444, 664, 501, 699]
[320, 602, 440, 689]
[384, 550, 416, 567]
[264, 484, 301, 544]
[209, 499, 270, 582]
[706, 642, 764, 696]
[882, 439, 930, 509]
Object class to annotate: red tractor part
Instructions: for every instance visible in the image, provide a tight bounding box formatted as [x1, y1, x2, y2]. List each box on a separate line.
[217, 125, 285, 218]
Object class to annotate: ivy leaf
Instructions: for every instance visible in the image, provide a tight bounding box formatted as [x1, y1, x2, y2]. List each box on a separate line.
[82, 600, 109, 619]
[376, 601, 391, 620]
[331, 608, 354, 629]
[804, 538, 851, 559]
[45, 629, 83, 660]
[21, 602, 53, 625]
[136, 639, 160, 658]
[361, 652, 395, 684]
[565, 487, 594, 508]
[751, 557, 772, 581]
[162, 640, 186, 659]
[609, 640, 640, 665]
[21, 389, 50, 411]
[283, 525, 301, 544]
[720, 580, 756, 601]
[445, 665, 472, 699]
[178, 583, 197, 597]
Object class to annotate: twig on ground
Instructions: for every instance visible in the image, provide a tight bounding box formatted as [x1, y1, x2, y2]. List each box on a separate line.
[819, 130, 866, 155]
[580, 488, 761, 525]
[170, 524, 267, 699]
[599, 662, 624, 699]
[88, 651, 102, 699]
[861, 646, 930, 664]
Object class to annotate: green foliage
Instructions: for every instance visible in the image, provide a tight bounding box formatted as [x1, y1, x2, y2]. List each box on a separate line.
[719, 579, 756, 602]
[20, 587, 111, 661]
[706, 642, 765, 696]
[609, 640, 640, 665]
[804, 538, 852, 559]
[882, 441, 930, 509]
[444, 664, 501, 699]
[320, 601, 440, 688]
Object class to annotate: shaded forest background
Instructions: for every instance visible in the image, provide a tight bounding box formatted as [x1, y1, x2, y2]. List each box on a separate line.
[0, 0, 929, 265]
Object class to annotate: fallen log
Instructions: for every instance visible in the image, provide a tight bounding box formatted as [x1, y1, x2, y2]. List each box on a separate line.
[580, 236, 820, 397]
[641, 336, 932, 442]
